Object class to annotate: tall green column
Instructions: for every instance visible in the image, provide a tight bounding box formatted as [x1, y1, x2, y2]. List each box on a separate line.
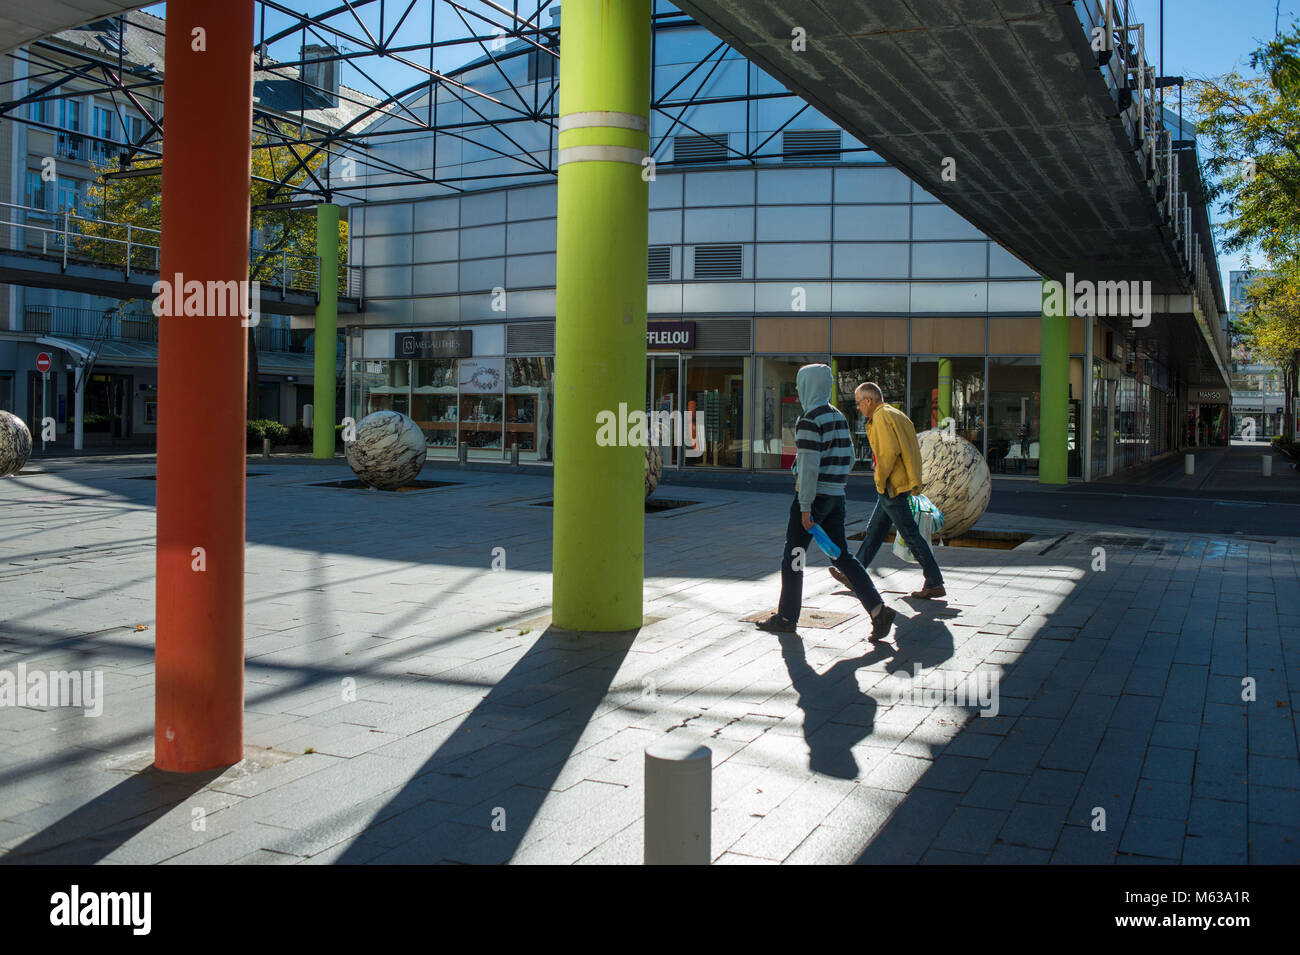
[937, 357, 952, 425]
[313, 202, 340, 459]
[1040, 277, 1069, 484]
[553, 0, 651, 631]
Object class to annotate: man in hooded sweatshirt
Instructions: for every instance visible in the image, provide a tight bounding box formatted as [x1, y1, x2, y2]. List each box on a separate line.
[755, 364, 898, 642]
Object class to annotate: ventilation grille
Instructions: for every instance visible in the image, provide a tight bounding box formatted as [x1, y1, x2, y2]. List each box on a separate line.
[507, 321, 555, 354]
[673, 133, 730, 165]
[694, 318, 751, 352]
[648, 246, 671, 281]
[693, 244, 743, 279]
[782, 129, 841, 163]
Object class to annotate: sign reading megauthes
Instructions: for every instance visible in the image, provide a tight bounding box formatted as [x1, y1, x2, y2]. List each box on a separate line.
[395, 329, 472, 359]
[647, 321, 696, 350]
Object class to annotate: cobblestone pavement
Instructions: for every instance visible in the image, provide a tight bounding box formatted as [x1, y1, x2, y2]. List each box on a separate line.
[1, 457, 1296, 864]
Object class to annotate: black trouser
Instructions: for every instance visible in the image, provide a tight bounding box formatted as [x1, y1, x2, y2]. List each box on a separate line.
[778, 494, 883, 622]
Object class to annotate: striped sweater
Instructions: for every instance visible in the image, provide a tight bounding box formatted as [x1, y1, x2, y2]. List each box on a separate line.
[792, 402, 855, 509]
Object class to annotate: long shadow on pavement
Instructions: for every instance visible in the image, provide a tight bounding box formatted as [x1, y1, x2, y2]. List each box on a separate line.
[0, 767, 222, 864]
[777, 633, 894, 779]
[337, 624, 637, 864]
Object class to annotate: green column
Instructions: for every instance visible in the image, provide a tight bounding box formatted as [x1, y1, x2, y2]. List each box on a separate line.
[553, 0, 651, 631]
[937, 357, 952, 425]
[313, 202, 339, 459]
[1040, 277, 1069, 484]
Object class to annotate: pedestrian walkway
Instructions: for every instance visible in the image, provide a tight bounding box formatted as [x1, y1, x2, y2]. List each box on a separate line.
[1099, 441, 1300, 497]
[0, 457, 1296, 864]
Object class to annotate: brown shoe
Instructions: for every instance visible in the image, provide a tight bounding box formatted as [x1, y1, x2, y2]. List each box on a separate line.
[754, 611, 798, 632]
[828, 565, 850, 588]
[910, 585, 946, 599]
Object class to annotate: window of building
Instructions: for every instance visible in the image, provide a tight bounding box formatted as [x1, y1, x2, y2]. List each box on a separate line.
[909, 356, 986, 449]
[832, 356, 907, 471]
[527, 48, 557, 83]
[754, 355, 826, 470]
[56, 178, 79, 215]
[26, 170, 50, 211]
[986, 357, 1039, 473]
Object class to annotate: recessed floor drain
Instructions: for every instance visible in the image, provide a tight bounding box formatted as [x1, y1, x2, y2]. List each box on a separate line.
[530, 497, 701, 512]
[307, 479, 462, 492]
[129, 472, 269, 480]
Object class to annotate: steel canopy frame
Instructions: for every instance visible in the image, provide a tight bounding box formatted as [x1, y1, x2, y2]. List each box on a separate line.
[1, 1, 858, 209]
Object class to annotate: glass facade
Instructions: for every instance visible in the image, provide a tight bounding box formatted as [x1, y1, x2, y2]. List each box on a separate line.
[987, 358, 1040, 474]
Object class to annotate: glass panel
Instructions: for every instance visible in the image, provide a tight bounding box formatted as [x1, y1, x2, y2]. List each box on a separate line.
[507, 357, 554, 461]
[647, 357, 680, 468]
[908, 356, 985, 448]
[360, 359, 410, 416]
[986, 357, 1040, 474]
[411, 359, 459, 452]
[682, 356, 747, 468]
[458, 358, 505, 458]
[753, 355, 825, 470]
[831, 356, 907, 471]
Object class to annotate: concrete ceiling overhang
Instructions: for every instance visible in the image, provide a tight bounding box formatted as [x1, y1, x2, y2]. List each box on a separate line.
[673, 0, 1189, 291]
[0, 2, 150, 55]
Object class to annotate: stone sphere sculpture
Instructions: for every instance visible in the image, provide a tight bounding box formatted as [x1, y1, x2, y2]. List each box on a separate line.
[0, 411, 32, 478]
[346, 410, 427, 490]
[916, 430, 991, 539]
[645, 444, 663, 498]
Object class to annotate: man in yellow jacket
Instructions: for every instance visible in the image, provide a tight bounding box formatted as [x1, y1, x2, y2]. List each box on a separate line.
[830, 382, 946, 598]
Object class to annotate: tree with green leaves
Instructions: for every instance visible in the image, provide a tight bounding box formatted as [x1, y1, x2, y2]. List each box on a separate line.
[1195, 24, 1300, 442]
[79, 121, 349, 416]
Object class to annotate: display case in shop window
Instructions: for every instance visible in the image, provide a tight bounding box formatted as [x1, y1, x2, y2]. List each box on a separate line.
[505, 391, 550, 457]
[459, 394, 503, 450]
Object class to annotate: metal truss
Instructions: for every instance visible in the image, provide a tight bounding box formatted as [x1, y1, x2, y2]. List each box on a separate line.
[0, 1, 859, 208]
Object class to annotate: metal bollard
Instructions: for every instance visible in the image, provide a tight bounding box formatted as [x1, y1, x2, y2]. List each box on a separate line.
[644, 736, 711, 865]
[510, 442, 520, 467]
[1184, 453, 1194, 475]
[457, 442, 468, 465]
[262, 437, 271, 459]
[303, 403, 313, 429]
[1263, 455, 1273, 477]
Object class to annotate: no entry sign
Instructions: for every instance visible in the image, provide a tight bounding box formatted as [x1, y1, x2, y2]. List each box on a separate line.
[36, 352, 51, 374]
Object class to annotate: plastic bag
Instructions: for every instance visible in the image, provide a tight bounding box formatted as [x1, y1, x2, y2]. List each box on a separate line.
[891, 493, 943, 563]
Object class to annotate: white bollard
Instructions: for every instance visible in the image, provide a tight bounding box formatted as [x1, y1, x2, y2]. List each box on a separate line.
[644, 736, 711, 865]
[303, 404, 314, 429]
[262, 437, 271, 459]
[1263, 455, 1273, 477]
[1184, 453, 1194, 475]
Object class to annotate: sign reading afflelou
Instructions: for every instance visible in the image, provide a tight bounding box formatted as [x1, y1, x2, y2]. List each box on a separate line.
[647, 321, 696, 350]
[394, 329, 472, 358]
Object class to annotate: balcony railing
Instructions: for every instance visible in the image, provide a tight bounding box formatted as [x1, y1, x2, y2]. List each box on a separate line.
[20, 304, 306, 353]
[0, 200, 355, 300]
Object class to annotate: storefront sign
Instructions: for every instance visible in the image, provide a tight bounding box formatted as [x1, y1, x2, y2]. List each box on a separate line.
[459, 357, 504, 393]
[394, 329, 471, 358]
[647, 322, 695, 350]
[1196, 390, 1228, 403]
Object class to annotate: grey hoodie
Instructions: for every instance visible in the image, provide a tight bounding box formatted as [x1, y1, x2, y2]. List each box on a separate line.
[791, 364, 852, 510]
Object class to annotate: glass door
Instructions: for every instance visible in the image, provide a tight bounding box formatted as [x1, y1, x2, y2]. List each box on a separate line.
[647, 354, 681, 467]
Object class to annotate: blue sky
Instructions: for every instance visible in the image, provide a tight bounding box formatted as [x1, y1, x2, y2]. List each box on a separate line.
[143, 0, 1296, 289]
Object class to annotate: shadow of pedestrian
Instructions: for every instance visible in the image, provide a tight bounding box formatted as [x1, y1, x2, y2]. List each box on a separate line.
[777, 632, 894, 780]
[884, 604, 956, 678]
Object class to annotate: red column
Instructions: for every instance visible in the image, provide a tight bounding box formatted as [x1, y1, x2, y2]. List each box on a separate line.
[154, 0, 253, 771]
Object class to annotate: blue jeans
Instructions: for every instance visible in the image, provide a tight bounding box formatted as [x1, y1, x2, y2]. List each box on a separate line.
[778, 494, 883, 622]
[855, 489, 944, 589]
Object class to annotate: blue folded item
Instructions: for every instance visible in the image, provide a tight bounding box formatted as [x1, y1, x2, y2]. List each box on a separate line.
[809, 523, 841, 559]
